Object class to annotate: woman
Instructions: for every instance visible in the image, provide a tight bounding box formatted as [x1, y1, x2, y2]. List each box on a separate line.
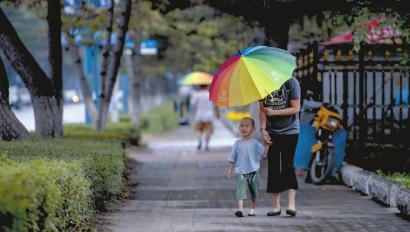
[259, 76, 300, 217]
[190, 84, 220, 151]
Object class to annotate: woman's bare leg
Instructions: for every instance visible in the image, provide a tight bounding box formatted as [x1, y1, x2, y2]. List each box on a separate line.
[287, 189, 296, 210]
[272, 193, 281, 211]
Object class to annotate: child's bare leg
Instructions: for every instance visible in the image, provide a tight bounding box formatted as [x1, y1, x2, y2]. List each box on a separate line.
[234, 200, 245, 217]
[237, 200, 244, 211]
[272, 193, 281, 211]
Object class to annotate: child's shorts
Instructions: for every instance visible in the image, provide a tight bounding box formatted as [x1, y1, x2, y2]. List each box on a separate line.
[236, 171, 260, 201]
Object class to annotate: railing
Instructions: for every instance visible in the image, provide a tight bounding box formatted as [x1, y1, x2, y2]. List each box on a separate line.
[295, 41, 410, 154]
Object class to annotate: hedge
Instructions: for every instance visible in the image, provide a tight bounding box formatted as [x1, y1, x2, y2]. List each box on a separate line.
[139, 101, 179, 134]
[0, 106, 178, 231]
[64, 120, 140, 145]
[0, 157, 93, 231]
[0, 139, 125, 211]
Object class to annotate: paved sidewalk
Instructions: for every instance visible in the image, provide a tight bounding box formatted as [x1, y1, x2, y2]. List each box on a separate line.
[103, 119, 409, 232]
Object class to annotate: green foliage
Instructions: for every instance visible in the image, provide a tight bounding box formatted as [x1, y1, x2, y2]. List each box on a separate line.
[0, 159, 93, 231]
[377, 170, 410, 188]
[139, 101, 178, 134]
[0, 139, 125, 210]
[330, 4, 410, 51]
[290, 13, 341, 44]
[64, 121, 140, 145]
[159, 4, 265, 75]
[0, 120, 139, 230]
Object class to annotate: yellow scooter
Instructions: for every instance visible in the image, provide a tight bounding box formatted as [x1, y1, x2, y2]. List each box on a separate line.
[307, 103, 343, 184]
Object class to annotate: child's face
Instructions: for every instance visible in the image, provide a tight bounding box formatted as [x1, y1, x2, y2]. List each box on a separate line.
[239, 119, 254, 137]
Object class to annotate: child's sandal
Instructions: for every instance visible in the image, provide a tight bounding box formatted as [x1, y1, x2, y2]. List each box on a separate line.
[235, 210, 244, 217]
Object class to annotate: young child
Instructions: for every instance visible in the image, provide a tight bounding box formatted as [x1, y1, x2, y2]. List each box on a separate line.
[227, 117, 268, 217]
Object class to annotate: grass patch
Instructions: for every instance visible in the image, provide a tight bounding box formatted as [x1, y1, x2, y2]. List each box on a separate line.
[377, 170, 410, 188]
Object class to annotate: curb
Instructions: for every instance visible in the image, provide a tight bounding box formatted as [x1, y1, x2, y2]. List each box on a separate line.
[340, 162, 409, 217]
[397, 187, 410, 217]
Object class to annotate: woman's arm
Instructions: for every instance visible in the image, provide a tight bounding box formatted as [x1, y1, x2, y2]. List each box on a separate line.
[264, 99, 300, 116]
[259, 102, 271, 144]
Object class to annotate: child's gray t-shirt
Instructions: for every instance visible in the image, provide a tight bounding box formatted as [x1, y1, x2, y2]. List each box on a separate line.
[227, 138, 264, 175]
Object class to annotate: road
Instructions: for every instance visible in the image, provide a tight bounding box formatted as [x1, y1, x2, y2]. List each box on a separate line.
[13, 103, 85, 131]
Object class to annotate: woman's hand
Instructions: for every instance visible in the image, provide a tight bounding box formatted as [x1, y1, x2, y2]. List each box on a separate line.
[263, 107, 277, 116]
[260, 129, 271, 145]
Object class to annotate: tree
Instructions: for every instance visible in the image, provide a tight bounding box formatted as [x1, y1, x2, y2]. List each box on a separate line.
[0, 5, 62, 138]
[62, 0, 133, 131]
[96, 0, 132, 131]
[47, 0, 63, 137]
[0, 55, 31, 140]
[125, 0, 169, 128]
[329, 2, 410, 51]
[205, 0, 409, 51]
[163, 4, 266, 74]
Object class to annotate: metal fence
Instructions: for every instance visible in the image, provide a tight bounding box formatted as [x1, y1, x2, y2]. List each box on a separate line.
[295, 41, 410, 153]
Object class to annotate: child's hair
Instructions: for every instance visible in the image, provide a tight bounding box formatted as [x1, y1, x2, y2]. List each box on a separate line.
[240, 117, 255, 128]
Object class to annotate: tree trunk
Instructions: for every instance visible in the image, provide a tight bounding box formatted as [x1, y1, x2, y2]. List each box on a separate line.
[99, 0, 115, 103]
[47, 0, 63, 137]
[0, 7, 59, 138]
[67, 41, 98, 126]
[96, 0, 132, 131]
[0, 56, 30, 141]
[126, 49, 142, 129]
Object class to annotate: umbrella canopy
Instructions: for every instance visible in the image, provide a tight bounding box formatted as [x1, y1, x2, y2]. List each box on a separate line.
[179, 72, 213, 85]
[209, 46, 296, 107]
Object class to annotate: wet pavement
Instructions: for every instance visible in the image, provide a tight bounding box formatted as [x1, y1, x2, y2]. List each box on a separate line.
[103, 119, 409, 232]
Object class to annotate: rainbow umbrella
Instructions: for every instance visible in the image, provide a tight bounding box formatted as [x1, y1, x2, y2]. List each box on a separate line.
[179, 72, 213, 85]
[209, 46, 296, 107]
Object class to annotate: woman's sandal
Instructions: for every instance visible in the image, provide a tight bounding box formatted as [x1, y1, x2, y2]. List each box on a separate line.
[266, 210, 281, 216]
[286, 209, 297, 217]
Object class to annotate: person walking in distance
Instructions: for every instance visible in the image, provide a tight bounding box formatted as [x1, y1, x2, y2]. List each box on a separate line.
[190, 84, 219, 151]
[259, 76, 301, 217]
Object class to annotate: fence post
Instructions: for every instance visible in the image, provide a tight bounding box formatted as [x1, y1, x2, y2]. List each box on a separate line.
[342, 47, 348, 127]
[312, 41, 320, 100]
[358, 44, 365, 148]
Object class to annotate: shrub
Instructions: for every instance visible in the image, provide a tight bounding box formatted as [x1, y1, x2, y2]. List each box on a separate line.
[64, 120, 140, 146]
[139, 101, 179, 134]
[0, 158, 93, 231]
[0, 139, 125, 210]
